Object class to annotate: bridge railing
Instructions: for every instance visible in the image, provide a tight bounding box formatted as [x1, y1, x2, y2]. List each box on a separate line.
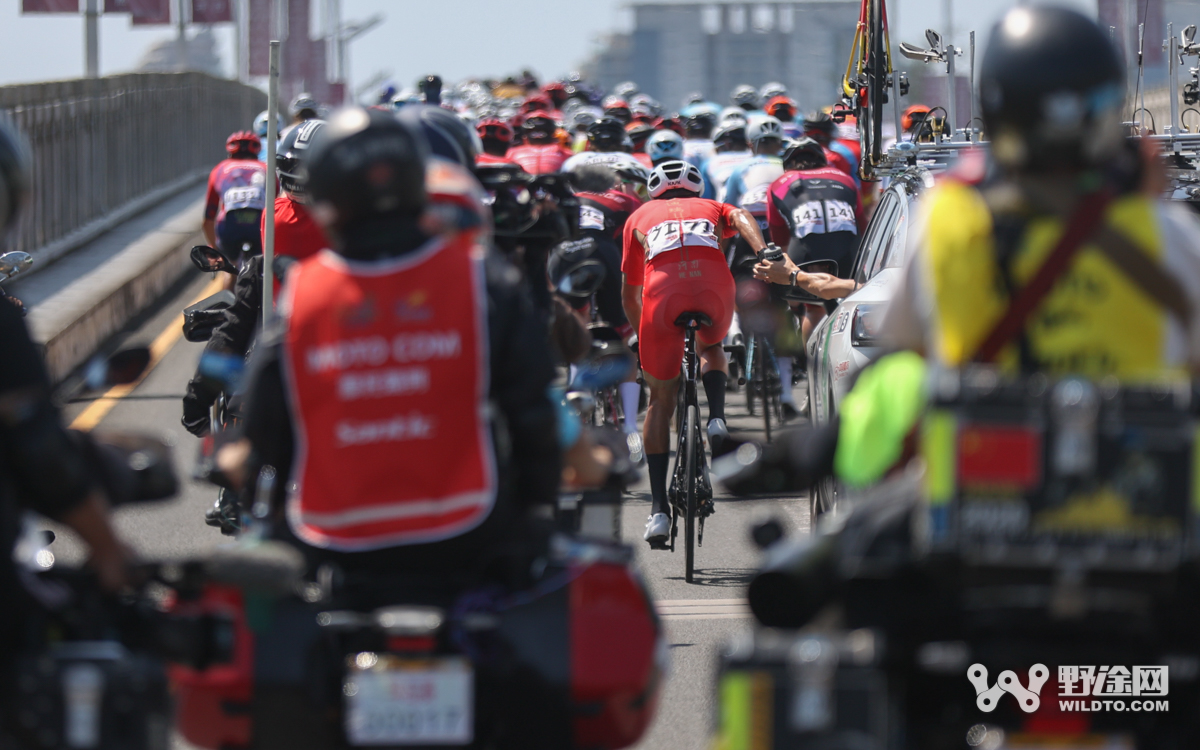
[0, 72, 266, 261]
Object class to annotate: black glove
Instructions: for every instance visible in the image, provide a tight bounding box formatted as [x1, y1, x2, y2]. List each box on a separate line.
[181, 378, 218, 437]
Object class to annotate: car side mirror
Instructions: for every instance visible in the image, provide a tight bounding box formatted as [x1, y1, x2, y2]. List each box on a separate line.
[798, 259, 838, 277]
[190, 245, 237, 275]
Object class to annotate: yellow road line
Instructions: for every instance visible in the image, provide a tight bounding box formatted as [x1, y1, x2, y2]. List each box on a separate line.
[69, 276, 225, 431]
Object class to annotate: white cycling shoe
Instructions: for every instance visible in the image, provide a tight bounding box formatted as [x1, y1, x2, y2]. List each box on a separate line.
[644, 513, 670, 545]
[707, 417, 729, 456]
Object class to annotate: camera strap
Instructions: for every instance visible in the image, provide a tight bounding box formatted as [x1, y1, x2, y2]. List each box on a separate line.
[974, 187, 1192, 364]
[973, 189, 1114, 364]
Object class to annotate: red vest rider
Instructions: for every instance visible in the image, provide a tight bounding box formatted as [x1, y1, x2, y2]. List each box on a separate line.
[237, 108, 559, 568]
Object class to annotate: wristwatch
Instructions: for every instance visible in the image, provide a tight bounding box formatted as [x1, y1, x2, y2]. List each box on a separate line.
[789, 269, 799, 287]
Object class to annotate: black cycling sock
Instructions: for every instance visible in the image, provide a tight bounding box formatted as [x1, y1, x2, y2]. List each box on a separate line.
[647, 453, 670, 516]
[703, 370, 728, 424]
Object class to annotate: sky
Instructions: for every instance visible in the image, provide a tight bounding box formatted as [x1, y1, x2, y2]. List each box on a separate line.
[0, 0, 1125, 94]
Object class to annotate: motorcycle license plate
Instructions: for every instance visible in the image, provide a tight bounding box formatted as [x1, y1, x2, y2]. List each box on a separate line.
[344, 656, 473, 746]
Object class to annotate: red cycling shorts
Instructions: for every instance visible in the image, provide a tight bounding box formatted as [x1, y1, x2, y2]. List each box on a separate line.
[638, 251, 736, 382]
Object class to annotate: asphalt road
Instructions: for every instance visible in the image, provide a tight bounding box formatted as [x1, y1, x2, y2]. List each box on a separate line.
[51, 269, 812, 750]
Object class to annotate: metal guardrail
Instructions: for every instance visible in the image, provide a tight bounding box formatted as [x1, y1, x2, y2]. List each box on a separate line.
[0, 72, 266, 260]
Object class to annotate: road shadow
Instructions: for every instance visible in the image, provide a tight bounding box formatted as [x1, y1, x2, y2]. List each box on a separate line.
[664, 567, 756, 588]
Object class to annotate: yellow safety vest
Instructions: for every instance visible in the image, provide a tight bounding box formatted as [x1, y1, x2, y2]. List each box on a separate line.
[922, 180, 1174, 380]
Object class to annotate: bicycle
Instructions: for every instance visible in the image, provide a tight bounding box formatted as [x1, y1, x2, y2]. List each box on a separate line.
[744, 332, 783, 443]
[666, 311, 716, 584]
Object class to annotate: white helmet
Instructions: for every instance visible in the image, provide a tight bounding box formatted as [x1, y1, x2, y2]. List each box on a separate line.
[646, 130, 684, 163]
[759, 82, 788, 101]
[747, 116, 784, 145]
[720, 106, 748, 124]
[647, 160, 705, 198]
[731, 84, 759, 110]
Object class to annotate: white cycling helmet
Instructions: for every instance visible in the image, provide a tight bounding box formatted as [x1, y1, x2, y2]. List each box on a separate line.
[646, 130, 684, 163]
[647, 160, 705, 198]
[760, 82, 788, 101]
[747, 116, 784, 145]
[720, 106, 748, 124]
[731, 84, 759, 110]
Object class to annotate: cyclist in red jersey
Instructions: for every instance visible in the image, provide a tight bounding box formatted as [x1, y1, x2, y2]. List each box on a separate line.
[507, 112, 572, 174]
[475, 118, 516, 166]
[265, 119, 331, 262]
[622, 160, 769, 545]
[204, 131, 267, 282]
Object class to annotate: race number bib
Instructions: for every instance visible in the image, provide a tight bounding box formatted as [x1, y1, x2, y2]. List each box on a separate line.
[644, 219, 719, 260]
[791, 201, 826, 238]
[740, 186, 769, 215]
[824, 200, 857, 234]
[223, 185, 265, 211]
[579, 205, 606, 232]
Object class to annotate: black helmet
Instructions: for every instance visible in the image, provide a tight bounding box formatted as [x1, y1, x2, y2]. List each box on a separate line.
[781, 137, 827, 170]
[685, 112, 716, 138]
[276, 119, 326, 200]
[802, 111, 836, 139]
[396, 105, 479, 168]
[0, 117, 30, 235]
[547, 237, 607, 308]
[587, 117, 629, 151]
[307, 107, 429, 227]
[980, 5, 1125, 172]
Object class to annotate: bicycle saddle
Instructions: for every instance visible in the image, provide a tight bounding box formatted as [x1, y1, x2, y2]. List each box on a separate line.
[674, 311, 713, 328]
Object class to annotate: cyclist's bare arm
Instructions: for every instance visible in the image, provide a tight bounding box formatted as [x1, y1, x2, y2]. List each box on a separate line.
[795, 271, 857, 300]
[622, 274, 642, 331]
[729, 207, 767, 253]
[202, 218, 217, 248]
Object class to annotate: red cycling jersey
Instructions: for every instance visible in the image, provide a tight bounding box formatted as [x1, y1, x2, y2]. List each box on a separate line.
[822, 147, 854, 180]
[261, 196, 330, 261]
[506, 143, 573, 175]
[205, 158, 267, 223]
[475, 152, 518, 167]
[621, 197, 739, 381]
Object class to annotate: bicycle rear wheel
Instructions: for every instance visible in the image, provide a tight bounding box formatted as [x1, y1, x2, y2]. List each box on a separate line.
[684, 404, 699, 583]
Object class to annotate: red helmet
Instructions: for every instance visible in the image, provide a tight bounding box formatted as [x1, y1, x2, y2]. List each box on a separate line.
[226, 130, 261, 156]
[521, 94, 553, 114]
[542, 81, 569, 109]
[476, 117, 514, 144]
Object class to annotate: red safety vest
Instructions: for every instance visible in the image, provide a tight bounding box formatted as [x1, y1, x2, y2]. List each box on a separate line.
[281, 238, 495, 550]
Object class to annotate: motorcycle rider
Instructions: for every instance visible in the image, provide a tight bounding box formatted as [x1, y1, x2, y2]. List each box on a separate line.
[0, 119, 132, 677]
[623, 160, 770, 545]
[202, 131, 267, 280]
[181, 120, 331, 440]
[231, 108, 559, 570]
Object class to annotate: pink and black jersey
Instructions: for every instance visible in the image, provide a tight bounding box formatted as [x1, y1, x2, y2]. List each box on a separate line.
[767, 166, 863, 276]
[204, 158, 267, 224]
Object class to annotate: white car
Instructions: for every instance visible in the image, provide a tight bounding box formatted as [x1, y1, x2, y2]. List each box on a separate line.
[805, 167, 932, 514]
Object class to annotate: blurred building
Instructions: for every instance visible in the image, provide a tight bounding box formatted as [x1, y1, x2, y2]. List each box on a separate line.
[584, 1, 858, 112]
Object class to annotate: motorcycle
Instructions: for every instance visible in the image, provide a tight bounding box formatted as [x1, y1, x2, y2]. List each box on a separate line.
[714, 368, 1200, 749]
[0, 347, 256, 750]
[1, 249, 33, 314]
[185, 245, 296, 535]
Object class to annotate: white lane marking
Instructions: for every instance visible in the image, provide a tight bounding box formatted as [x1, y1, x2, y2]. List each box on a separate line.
[656, 598, 752, 620]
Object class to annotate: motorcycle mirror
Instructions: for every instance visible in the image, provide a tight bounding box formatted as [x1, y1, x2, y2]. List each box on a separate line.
[925, 28, 943, 51]
[0, 251, 33, 278]
[190, 245, 236, 275]
[84, 346, 152, 390]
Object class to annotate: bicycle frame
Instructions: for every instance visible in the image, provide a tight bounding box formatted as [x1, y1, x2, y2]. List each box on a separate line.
[841, 0, 894, 181]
